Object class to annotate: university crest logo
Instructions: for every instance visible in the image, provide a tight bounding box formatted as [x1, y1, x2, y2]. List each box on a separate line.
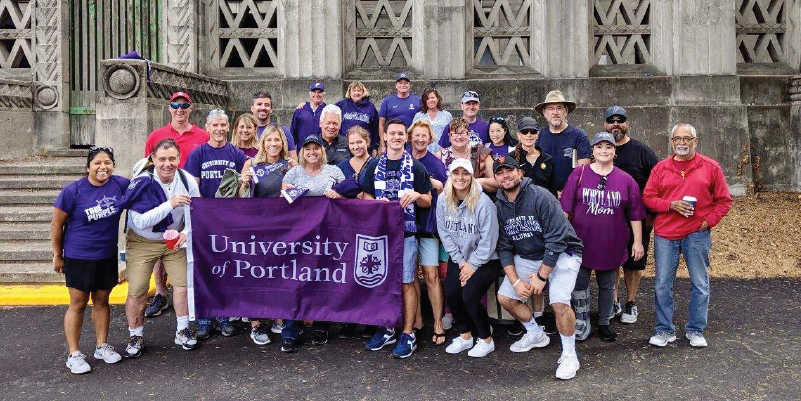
[354, 234, 388, 288]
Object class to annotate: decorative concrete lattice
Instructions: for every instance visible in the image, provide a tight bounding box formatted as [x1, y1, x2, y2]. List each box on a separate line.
[592, 0, 651, 65]
[350, 0, 413, 68]
[736, 0, 792, 63]
[472, 0, 533, 68]
[0, 0, 33, 73]
[207, 0, 279, 70]
[0, 79, 32, 109]
[166, 0, 194, 72]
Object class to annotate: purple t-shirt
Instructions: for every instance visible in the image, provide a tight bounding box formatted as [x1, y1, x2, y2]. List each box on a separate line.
[238, 147, 258, 158]
[559, 166, 646, 270]
[257, 123, 296, 151]
[53, 175, 130, 260]
[290, 102, 325, 145]
[415, 151, 448, 235]
[487, 143, 515, 161]
[438, 118, 490, 148]
[379, 94, 422, 127]
[185, 143, 247, 198]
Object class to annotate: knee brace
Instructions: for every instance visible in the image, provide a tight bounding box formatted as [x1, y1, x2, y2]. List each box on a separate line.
[571, 288, 590, 322]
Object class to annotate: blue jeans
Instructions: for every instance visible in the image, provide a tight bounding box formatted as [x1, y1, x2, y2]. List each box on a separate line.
[653, 230, 711, 335]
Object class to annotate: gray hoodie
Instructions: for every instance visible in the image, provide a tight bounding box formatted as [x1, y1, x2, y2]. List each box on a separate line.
[495, 177, 583, 268]
[436, 192, 499, 268]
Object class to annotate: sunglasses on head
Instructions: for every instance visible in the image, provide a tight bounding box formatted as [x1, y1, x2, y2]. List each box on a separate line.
[489, 117, 506, 123]
[606, 116, 626, 124]
[598, 175, 607, 191]
[90, 146, 114, 154]
[170, 102, 191, 110]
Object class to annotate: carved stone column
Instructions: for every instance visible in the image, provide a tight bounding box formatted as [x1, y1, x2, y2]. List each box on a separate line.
[413, 0, 466, 79]
[32, 0, 70, 151]
[283, 0, 342, 77]
[165, 0, 198, 73]
[540, 0, 591, 78]
[790, 76, 801, 191]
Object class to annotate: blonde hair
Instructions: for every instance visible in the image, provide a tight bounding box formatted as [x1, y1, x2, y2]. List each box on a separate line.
[443, 167, 483, 213]
[407, 120, 435, 145]
[347, 126, 371, 148]
[346, 81, 370, 99]
[252, 125, 289, 165]
[231, 113, 259, 149]
[299, 142, 328, 167]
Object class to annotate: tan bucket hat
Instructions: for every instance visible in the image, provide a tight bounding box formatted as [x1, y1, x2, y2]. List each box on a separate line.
[535, 90, 577, 115]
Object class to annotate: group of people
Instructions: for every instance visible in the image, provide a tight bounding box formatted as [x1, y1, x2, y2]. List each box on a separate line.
[52, 77, 733, 381]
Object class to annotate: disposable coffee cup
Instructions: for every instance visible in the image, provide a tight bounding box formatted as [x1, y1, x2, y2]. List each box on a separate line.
[682, 196, 697, 217]
[163, 229, 180, 250]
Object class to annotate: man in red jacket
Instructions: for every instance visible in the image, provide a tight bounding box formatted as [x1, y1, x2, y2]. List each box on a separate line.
[643, 123, 732, 349]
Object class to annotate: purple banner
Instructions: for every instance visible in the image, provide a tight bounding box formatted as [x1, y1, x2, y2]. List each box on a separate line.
[188, 197, 404, 327]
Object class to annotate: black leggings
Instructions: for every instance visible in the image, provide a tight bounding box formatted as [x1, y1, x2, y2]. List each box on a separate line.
[444, 258, 501, 339]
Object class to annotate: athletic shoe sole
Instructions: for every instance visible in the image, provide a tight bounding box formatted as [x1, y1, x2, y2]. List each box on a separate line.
[250, 335, 271, 346]
[66, 363, 91, 375]
[124, 348, 143, 359]
[620, 315, 637, 324]
[366, 338, 397, 351]
[174, 338, 198, 351]
[144, 303, 169, 318]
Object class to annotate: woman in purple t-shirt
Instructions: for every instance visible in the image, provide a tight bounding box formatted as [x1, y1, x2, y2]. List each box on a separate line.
[485, 117, 517, 161]
[232, 113, 259, 158]
[560, 132, 645, 343]
[51, 147, 130, 374]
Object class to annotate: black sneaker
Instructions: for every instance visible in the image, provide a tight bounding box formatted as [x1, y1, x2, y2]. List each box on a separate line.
[597, 324, 617, 342]
[537, 314, 558, 335]
[281, 337, 298, 353]
[338, 324, 358, 339]
[361, 325, 377, 339]
[144, 293, 169, 317]
[312, 330, 328, 345]
[508, 320, 524, 336]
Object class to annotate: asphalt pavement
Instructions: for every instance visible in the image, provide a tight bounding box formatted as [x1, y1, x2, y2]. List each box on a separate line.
[1, 277, 799, 401]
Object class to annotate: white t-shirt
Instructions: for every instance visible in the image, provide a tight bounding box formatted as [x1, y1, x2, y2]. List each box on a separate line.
[127, 169, 201, 241]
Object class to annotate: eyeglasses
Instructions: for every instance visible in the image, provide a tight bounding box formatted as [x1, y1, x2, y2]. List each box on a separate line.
[451, 131, 469, 137]
[170, 102, 191, 110]
[606, 117, 626, 124]
[597, 175, 607, 191]
[89, 146, 114, 154]
[672, 136, 695, 143]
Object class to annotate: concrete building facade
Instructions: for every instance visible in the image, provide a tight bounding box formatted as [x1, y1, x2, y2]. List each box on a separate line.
[0, 0, 800, 192]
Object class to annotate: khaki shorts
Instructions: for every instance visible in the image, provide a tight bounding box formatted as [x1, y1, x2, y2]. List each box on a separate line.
[125, 231, 187, 297]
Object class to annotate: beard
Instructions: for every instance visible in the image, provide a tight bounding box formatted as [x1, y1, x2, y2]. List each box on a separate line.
[674, 145, 691, 156]
[612, 131, 626, 141]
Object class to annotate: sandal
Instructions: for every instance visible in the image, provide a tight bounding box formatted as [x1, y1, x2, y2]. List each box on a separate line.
[431, 332, 446, 346]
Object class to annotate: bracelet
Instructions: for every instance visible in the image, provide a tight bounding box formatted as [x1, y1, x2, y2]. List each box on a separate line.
[536, 272, 548, 282]
[512, 279, 522, 288]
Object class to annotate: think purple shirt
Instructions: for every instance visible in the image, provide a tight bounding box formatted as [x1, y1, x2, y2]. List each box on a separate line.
[438, 118, 490, 149]
[559, 166, 645, 270]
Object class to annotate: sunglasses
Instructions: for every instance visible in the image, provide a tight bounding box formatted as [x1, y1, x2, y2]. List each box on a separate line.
[489, 117, 506, 123]
[170, 102, 191, 110]
[90, 146, 114, 154]
[462, 91, 479, 97]
[598, 175, 607, 191]
[606, 117, 626, 124]
[518, 129, 539, 135]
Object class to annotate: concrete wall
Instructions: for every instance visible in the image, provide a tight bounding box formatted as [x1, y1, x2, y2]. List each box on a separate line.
[0, 110, 34, 160]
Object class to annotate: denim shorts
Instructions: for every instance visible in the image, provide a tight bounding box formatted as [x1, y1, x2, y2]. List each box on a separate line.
[497, 253, 581, 305]
[402, 236, 419, 284]
[418, 237, 439, 267]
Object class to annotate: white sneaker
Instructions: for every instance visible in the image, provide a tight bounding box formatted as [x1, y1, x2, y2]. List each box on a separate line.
[467, 339, 495, 358]
[555, 353, 580, 380]
[442, 314, 453, 331]
[685, 332, 708, 348]
[509, 330, 550, 353]
[93, 343, 122, 364]
[271, 320, 285, 334]
[174, 328, 198, 350]
[66, 352, 91, 374]
[649, 332, 677, 347]
[250, 324, 272, 346]
[445, 336, 474, 354]
[620, 301, 638, 324]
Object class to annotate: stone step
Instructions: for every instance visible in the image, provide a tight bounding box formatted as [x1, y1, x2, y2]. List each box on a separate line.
[0, 261, 64, 283]
[0, 164, 85, 175]
[0, 189, 60, 205]
[44, 149, 89, 158]
[0, 240, 52, 261]
[0, 206, 53, 222]
[0, 176, 80, 190]
[0, 222, 51, 240]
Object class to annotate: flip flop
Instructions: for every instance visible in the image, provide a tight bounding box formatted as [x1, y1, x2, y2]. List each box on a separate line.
[431, 332, 446, 346]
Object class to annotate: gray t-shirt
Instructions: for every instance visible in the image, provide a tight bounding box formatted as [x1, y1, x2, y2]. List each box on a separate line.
[282, 164, 346, 196]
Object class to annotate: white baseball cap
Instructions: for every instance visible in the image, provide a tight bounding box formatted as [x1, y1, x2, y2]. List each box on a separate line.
[448, 158, 474, 175]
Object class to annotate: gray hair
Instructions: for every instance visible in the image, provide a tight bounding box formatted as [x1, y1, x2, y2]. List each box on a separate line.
[206, 108, 229, 125]
[320, 104, 342, 123]
[671, 123, 697, 138]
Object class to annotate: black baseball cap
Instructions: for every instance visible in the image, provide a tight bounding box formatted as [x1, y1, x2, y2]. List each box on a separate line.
[493, 156, 519, 173]
[301, 135, 324, 148]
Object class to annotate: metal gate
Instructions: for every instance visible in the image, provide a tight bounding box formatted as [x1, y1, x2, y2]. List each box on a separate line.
[69, 0, 162, 146]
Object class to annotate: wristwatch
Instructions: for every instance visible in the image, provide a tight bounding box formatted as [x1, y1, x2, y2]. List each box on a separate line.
[536, 272, 549, 282]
